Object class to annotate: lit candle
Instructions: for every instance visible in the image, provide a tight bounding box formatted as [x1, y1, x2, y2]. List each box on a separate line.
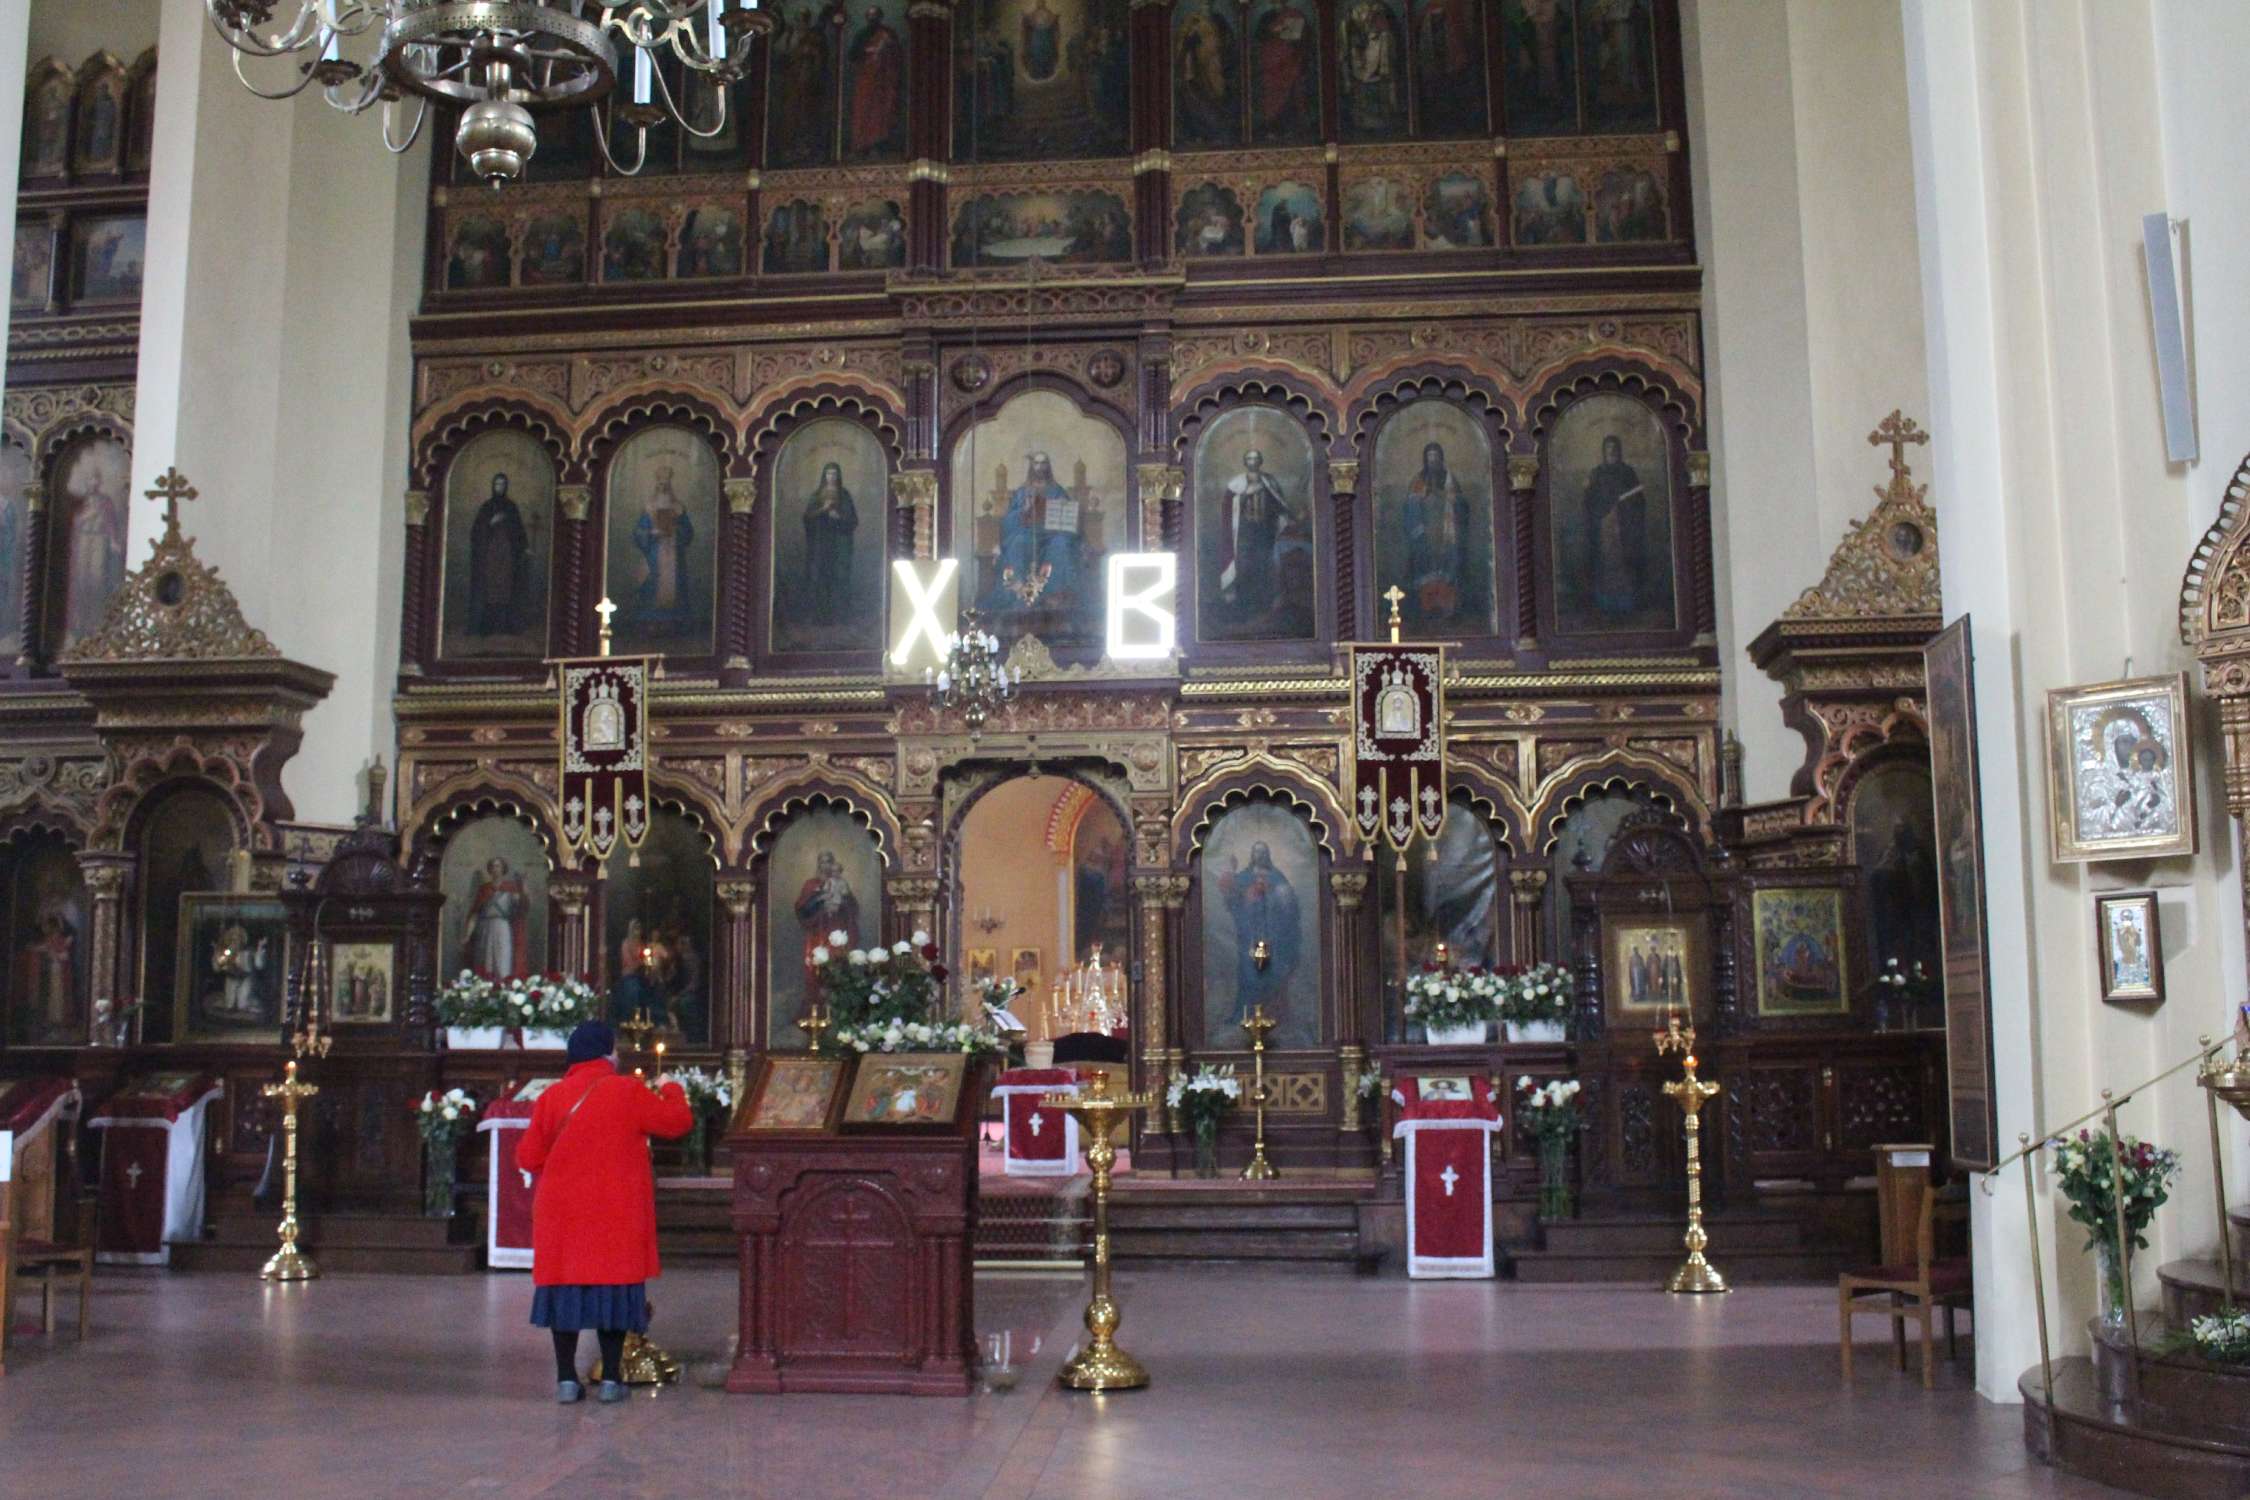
[633, 45, 653, 105]
[655, 1041, 667, 1074]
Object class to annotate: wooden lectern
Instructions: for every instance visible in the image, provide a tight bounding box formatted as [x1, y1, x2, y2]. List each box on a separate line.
[725, 1057, 987, 1396]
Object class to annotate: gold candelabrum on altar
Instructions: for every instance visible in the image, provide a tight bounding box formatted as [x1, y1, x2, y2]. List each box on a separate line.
[1653, 1009, 1726, 1295]
[1240, 939, 1279, 1182]
[1045, 1070, 1155, 1391]
[1045, 946, 1128, 1039]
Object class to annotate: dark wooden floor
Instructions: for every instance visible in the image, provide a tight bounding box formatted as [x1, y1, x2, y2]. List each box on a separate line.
[0, 1266, 2123, 1499]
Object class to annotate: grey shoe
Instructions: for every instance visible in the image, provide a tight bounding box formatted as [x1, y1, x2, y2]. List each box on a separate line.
[556, 1380, 584, 1404]
[597, 1380, 628, 1404]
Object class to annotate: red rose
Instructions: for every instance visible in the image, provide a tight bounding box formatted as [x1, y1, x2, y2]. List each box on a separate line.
[921, 943, 940, 962]
[932, 964, 950, 983]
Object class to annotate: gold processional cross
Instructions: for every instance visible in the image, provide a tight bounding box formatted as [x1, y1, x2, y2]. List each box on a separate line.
[1869, 410, 1929, 478]
[593, 595, 617, 656]
[147, 466, 198, 529]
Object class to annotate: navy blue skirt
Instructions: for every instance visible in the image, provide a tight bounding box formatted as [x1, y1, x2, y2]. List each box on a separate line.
[529, 1283, 649, 1334]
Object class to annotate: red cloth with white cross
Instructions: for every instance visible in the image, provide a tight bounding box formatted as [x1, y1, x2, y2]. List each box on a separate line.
[477, 1077, 559, 1270]
[1392, 1073, 1501, 1279]
[87, 1072, 219, 1267]
[993, 1068, 1084, 1177]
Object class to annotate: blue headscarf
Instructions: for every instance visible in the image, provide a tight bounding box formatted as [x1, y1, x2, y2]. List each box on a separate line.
[566, 1020, 616, 1066]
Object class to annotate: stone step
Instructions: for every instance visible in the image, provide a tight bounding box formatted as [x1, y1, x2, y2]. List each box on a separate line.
[1535, 1212, 1806, 1255]
[2088, 1316, 2250, 1448]
[1106, 1202, 1360, 1232]
[1509, 1245, 1853, 1284]
[1110, 1227, 1370, 1265]
[2159, 1260, 2250, 1326]
[169, 1238, 480, 1276]
[2023, 1356, 2250, 1500]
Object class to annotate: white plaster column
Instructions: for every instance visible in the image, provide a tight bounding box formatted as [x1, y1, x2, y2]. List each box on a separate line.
[134, 0, 425, 822]
[1903, 0, 2245, 1402]
[1686, 0, 1930, 806]
[0, 0, 28, 366]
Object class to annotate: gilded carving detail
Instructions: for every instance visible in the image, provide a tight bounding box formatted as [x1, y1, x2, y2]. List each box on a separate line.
[557, 484, 593, 523]
[61, 471, 282, 665]
[1783, 412, 1940, 621]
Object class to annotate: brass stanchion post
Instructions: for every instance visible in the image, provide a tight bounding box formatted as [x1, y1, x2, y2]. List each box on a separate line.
[1048, 1071, 1154, 1390]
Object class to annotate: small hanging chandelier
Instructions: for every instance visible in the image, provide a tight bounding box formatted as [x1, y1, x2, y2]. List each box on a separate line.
[205, 2, 770, 187]
[929, 611, 1015, 740]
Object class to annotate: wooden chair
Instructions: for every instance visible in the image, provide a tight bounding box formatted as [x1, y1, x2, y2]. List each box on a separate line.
[1839, 1184, 1971, 1387]
[1, 1190, 94, 1367]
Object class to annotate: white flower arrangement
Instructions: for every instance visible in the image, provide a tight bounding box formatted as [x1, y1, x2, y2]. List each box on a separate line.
[2191, 1309, 2250, 1364]
[1166, 1063, 1241, 1132]
[1515, 1074, 1585, 1146]
[1402, 965, 1509, 1030]
[669, 1066, 733, 1117]
[1501, 964, 1572, 1025]
[1355, 1065, 1384, 1103]
[414, 1086, 479, 1144]
[435, 972, 600, 1032]
[828, 1018, 1008, 1056]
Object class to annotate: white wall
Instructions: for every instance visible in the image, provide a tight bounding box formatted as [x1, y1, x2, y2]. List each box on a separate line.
[1687, 0, 1930, 807]
[29, 0, 157, 65]
[1904, 0, 2249, 1402]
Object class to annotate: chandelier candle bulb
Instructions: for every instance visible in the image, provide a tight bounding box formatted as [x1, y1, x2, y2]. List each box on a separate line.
[633, 45, 653, 105]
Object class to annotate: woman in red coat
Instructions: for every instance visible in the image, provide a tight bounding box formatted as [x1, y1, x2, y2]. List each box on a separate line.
[515, 1021, 694, 1403]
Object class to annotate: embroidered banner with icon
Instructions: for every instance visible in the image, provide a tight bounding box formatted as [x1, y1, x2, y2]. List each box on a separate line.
[1349, 644, 1447, 849]
[558, 656, 652, 865]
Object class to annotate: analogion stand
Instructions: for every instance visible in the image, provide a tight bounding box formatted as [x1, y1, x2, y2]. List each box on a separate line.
[993, 1067, 1082, 1177]
[88, 1073, 220, 1266]
[477, 1078, 557, 1270]
[1390, 1073, 1501, 1279]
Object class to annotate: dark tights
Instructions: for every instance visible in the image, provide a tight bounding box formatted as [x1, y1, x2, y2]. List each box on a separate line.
[552, 1328, 627, 1384]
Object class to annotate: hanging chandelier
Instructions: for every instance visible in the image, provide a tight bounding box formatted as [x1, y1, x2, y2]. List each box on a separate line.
[205, 2, 769, 186]
[929, 612, 1016, 740]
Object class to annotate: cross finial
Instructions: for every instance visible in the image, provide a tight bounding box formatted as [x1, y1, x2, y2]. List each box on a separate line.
[146, 467, 198, 531]
[1383, 585, 1405, 643]
[594, 596, 617, 657]
[1868, 410, 1929, 479]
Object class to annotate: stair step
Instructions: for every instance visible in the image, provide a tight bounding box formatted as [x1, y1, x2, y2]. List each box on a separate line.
[195, 1211, 472, 1251]
[1536, 1215, 1805, 1254]
[2025, 1356, 2250, 1499]
[2159, 1260, 2250, 1326]
[1111, 1229, 1363, 1261]
[168, 1240, 480, 1275]
[1108, 1205, 1359, 1232]
[1509, 1245, 1852, 1283]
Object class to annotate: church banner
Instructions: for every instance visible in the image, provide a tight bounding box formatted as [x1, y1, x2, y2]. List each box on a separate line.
[1349, 644, 1447, 850]
[557, 656, 652, 866]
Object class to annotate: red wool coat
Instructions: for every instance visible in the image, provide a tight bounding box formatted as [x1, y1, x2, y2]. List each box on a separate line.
[515, 1060, 693, 1287]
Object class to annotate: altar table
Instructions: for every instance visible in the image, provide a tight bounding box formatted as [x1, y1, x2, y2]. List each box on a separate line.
[477, 1077, 557, 1270]
[88, 1073, 219, 1266]
[1391, 1073, 1500, 1279]
[993, 1067, 1082, 1177]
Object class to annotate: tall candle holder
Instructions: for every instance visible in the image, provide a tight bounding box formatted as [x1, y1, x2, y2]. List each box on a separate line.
[260, 1059, 320, 1282]
[1653, 1009, 1726, 1294]
[1241, 997, 1278, 1183]
[1045, 1070, 1155, 1391]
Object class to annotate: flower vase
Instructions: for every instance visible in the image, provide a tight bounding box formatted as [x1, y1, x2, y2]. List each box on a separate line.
[2094, 1239, 2129, 1336]
[1537, 1134, 1574, 1221]
[424, 1148, 457, 1219]
[684, 1118, 711, 1177]
[1193, 1116, 1220, 1179]
[1423, 1020, 1490, 1046]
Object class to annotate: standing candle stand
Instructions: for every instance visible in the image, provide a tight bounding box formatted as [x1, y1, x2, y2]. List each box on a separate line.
[591, 1012, 682, 1387]
[1046, 1070, 1155, 1391]
[1240, 992, 1278, 1182]
[261, 1060, 320, 1282]
[1653, 1010, 1726, 1294]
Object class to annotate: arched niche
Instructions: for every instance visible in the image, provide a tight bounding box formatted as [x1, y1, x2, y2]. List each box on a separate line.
[1190, 795, 1325, 1051]
[0, 442, 30, 665]
[1846, 756, 1941, 993]
[1542, 782, 1681, 961]
[1367, 394, 1501, 640]
[766, 415, 890, 660]
[603, 807, 717, 1045]
[437, 812, 553, 989]
[438, 428, 557, 664]
[600, 424, 724, 660]
[1376, 789, 1513, 984]
[133, 784, 241, 1044]
[1188, 402, 1325, 651]
[48, 432, 129, 654]
[0, 830, 90, 1047]
[761, 800, 886, 1050]
[945, 384, 1132, 656]
[1541, 386, 1684, 642]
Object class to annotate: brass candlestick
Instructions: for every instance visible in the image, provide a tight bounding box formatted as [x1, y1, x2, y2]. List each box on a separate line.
[1046, 1070, 1155, 1391]
[260, 1060, 320, 1282]
[795, 1003, 832, 1053]
[1241, 1001, 1278, 1182]
[1654, 1011, 1726, 1295]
